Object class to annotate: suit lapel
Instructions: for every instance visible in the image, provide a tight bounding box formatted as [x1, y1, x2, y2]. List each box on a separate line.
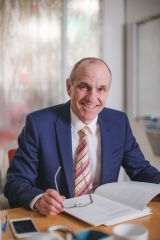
[55, 102, 74, 197]
[98, 111, 113, 184]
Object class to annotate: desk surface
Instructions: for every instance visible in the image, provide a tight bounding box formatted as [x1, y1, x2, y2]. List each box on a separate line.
[1, 198, 160, 240]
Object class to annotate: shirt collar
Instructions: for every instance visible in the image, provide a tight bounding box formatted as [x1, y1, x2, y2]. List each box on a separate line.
[70, 108, 98, 134]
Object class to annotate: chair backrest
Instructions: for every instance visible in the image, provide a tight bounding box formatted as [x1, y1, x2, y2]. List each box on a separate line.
[8, 149, 16, 163]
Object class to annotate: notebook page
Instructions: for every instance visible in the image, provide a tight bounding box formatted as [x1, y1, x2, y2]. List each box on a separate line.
[64, 194, 149, 226]
[95, 181, 160, 210]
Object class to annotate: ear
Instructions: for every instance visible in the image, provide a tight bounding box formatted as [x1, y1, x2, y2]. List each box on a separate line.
[66, 78, 71, 97]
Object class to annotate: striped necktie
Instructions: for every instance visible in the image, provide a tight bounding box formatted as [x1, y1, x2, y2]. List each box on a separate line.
[74, 126, 93, 196]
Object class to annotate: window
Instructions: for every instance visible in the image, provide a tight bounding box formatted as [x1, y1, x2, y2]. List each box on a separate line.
[0, 0, 101, 182]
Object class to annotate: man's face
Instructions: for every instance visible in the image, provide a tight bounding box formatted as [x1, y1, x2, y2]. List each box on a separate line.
[66, 61, 111, 124]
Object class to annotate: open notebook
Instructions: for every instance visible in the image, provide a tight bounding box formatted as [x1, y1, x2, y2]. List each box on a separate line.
[64, 181, 160, 226]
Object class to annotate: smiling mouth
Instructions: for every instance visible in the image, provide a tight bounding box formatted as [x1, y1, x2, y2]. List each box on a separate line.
[82, 103, 101, 110]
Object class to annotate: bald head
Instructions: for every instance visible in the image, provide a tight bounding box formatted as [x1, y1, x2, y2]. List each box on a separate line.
[69, 57, 112, 84]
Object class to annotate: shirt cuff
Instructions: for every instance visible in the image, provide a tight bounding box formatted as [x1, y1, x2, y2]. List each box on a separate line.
[30, 193, 44, 211]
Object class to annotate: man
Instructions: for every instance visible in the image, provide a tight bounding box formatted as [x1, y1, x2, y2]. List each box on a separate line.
[4, 57, 160, 216]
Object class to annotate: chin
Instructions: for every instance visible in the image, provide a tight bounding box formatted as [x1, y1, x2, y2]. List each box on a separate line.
[77, 108, 98, 122]
[81, 115, 96, 124]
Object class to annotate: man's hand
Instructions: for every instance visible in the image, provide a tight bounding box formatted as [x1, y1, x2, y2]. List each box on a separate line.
[34, 189, 65, 215]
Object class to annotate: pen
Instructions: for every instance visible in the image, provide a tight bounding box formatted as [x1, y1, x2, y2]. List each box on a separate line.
[2, 213, 7, 232]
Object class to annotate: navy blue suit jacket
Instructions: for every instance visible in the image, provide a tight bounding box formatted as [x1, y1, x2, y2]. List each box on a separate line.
[4, 101, 160, 208]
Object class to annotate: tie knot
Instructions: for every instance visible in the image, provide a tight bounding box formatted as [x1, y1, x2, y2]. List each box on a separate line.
[80, 126, 91, 137]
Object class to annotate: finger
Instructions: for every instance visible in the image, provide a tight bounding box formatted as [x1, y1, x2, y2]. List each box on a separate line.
[37, 198, 62, 216]
[39, 207, 58, 216]
[47, 189, 64, 204]
[61, 195, 66, 201]
[43, 196, 64, 211]
[40, 205, 59, 216]
[42, 191, 64, 211]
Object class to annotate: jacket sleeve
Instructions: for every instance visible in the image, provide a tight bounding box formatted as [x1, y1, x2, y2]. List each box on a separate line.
[122, 114, 160, 184]
[4, 114, 44, 208]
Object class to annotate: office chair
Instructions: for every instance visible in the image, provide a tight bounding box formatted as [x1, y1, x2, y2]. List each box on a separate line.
[8, 148, 16, 163]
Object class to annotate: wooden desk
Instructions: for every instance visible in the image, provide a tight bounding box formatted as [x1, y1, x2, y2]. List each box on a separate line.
[1, 199, 160, 240]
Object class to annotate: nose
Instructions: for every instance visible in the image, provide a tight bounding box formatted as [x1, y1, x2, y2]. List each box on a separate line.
[86, 88, 98, 102]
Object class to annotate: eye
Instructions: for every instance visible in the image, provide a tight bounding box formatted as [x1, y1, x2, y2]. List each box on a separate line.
[78, 83, 89, 90]
[98, 86, 108, 92]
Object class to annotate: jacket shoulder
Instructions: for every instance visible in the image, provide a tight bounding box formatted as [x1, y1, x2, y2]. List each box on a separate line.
[102, 107, 127, 119]
[27, 102, 69, 122]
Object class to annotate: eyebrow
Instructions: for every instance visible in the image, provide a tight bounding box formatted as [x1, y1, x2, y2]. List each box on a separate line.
[98, 85, 108, 88]
[77, 82, 108, 88]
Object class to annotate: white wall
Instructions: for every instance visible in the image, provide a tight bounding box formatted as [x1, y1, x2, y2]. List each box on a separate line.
[126, 0, 160, 118]
[102, 0, 125, 111]
[126, 0, 160, 170]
